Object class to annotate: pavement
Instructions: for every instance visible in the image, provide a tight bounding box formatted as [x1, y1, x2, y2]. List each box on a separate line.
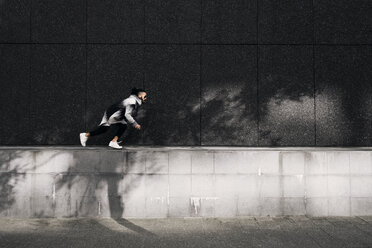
[0, 217, 372, 248]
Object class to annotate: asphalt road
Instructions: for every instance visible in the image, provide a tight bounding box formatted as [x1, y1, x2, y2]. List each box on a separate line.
[0, 216, 372, 248]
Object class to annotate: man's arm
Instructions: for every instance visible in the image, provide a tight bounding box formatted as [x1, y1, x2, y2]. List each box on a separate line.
[124, 104, 139, 128]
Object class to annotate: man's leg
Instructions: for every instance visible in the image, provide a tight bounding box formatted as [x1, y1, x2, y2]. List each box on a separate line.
[88, 125, 110, 137]
[111, 124, 127, 142]
[80, 125, 110, 147]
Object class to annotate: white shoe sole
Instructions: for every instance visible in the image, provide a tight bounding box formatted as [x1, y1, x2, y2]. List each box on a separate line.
[109, 142, 122, 149]
[109, 145, 122, 149]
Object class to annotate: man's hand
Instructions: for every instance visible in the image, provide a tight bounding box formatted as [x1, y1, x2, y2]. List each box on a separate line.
[135, 124, 141, 130]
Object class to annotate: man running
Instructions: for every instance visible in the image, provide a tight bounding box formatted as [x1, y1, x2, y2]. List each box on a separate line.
[80, 88, 147, 149]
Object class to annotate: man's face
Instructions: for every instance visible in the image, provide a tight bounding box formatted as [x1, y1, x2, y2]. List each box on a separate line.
[139, 92, 147, 103]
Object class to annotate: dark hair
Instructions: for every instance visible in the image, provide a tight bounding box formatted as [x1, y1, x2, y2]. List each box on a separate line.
[131, 87, 146, 96]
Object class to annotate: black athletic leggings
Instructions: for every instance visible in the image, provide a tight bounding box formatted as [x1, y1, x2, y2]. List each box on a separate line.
[89, 124, 127, 138]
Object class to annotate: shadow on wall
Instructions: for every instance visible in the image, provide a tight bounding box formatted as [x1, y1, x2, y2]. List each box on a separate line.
[0, 150, 68, 217]
[28, 83, 316, 146]
[52, 151, 157, 219]
[25, 69, 370, 146]
[201, 84, 258, 146]
[86, 79, 370, 146]
[0, 150, 161, 219]
[0, 151, 25, 212]
[258, 69, 316, 146]
[316, 78, 371, 146]
[141, 80, 315, 146]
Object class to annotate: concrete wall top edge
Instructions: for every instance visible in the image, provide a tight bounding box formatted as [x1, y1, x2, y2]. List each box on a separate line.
[1, 146, 372, 152]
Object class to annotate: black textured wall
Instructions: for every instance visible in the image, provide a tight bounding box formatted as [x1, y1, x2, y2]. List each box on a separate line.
[1, 0, 371, 146]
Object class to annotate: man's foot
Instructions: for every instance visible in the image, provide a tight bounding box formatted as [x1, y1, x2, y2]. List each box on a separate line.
[109, 141, 122, 149]
[80, 133, 88, 147]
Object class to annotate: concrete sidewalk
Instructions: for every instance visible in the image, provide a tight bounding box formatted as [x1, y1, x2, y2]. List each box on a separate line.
[0, 217, 372, 248]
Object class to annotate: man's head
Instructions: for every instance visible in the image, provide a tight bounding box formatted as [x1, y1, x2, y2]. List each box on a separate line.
[131, 87, 147, 103]
[138, 91, 147, 103]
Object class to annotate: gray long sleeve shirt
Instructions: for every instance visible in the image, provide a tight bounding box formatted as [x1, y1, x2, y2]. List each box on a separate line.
[99, 94, 142, 127]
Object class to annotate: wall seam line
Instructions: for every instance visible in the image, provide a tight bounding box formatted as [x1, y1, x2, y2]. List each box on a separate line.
[199, 0, 203, 146]
[312, 0, 317, 146]
[2, 42, 371, 46]
[85, 0, 88, 131]
[256, 0, 260, 146]
[28, 0, 33, 145]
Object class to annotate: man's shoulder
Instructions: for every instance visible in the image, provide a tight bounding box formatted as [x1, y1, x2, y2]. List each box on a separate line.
[123, 97, 137, 105]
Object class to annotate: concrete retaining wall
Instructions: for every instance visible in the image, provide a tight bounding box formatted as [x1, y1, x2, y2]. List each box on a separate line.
[1, 147, 372, 218]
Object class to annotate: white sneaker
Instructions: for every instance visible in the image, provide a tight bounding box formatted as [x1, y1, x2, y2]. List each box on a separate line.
[109, 141, 122, 149]
[80, 133, 88, 147]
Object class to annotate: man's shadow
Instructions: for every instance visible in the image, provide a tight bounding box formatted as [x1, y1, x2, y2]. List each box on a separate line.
[107, 177, 156, 237]
[115, 218, 156, 237]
